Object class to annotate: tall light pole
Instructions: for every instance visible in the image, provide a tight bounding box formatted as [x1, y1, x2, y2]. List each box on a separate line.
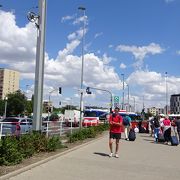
[127, 84, 130, 112]
[165, 72, 168, 115]
[29, 0, 47, 131]
[133, 97, 136, 112]
[121, 74, 125, 110]
[78, 6, 86, 129]
[4, 97, 8, 118]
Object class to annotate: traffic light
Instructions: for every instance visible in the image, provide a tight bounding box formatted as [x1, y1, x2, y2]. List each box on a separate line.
[86, 87, 91, 94]
[59, 87, 62, 94]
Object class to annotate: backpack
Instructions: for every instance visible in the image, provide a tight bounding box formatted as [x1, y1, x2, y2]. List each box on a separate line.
[123, 116, 130, 126]
[128, 129, 136, 141]
[154, 119, 160, 128]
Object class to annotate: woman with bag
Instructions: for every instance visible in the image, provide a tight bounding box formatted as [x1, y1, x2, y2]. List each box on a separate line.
[162, 116, 171, 145]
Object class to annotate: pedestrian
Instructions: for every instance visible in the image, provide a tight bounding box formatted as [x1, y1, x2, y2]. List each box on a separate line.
[123, 113, 132, 140]
[153, 116, 160, 143]
[149, 116, 154, 137]
[109, 107, 123, 158]
[162, 116, 171, 145]
[174, 116, 180, 143]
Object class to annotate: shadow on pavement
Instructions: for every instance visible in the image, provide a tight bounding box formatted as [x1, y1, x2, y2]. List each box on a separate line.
[93, 152, 109, 157]
[143, 138, 154, 142]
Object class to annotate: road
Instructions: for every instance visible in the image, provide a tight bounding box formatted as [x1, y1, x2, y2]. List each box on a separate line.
[1, 133, 180, 180]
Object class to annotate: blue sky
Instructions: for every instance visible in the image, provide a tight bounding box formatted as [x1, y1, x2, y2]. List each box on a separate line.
[0, 0, 180, 111]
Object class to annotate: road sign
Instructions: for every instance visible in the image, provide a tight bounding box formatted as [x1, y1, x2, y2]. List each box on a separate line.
[114, 102, 120, 108]
[114, 96, 119, 102]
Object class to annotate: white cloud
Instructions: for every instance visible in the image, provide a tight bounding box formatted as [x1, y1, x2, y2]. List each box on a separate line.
[120, 63, 126, 69]
[73, 15, 88, 25]
[127, 70, 180, 108]
[2, 10, 180, 111]
[116, 43, 164, 69]
[61, 15, 75, 23]
[94, 32, 103, 39]
[109, 44, 113, 48]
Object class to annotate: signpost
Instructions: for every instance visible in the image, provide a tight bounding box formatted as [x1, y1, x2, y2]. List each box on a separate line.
[114, 96, 120, 108]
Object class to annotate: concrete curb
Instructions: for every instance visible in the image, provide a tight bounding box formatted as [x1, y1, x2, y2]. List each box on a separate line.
[0, 134, 106, 180]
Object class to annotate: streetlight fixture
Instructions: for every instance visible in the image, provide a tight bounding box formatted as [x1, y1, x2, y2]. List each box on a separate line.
[165, 72, 168, 115]
[121, 74, 125, 110]
[78, 6, 86, 129]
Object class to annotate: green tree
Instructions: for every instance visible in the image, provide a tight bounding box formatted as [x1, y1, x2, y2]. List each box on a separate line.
[6, 90, 27, 116]
[25, 95, 34, 116]
[0, 99, 5, 116]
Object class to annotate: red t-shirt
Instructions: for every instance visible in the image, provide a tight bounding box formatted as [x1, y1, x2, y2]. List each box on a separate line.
[109, 113, 123, 133]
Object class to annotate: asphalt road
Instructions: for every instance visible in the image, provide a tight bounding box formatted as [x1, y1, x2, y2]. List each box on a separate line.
[2, 132, 180, 180]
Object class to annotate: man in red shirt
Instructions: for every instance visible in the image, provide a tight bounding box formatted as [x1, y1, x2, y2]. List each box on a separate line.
[109, 107, 123, 158]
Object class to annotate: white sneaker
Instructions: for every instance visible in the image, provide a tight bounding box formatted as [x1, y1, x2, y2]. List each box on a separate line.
[109, 153, 113, 157]
[115, 154, 119, 158]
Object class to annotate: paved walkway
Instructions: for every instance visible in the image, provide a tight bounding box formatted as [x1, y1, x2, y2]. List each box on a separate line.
[1, 133, 180, 180]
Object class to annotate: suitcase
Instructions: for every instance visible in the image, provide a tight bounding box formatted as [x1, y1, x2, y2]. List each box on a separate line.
[128, 129, 136, 141]
[171, 136, 179, 146]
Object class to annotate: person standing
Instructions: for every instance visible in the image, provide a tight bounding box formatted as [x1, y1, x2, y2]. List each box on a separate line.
[162, 116, 171, 145]
[149, 116, 154, 137]
[123, 113, 132, 140]
[153, 117, 160, 143]
[174, 117, 180, 143]
[109, 107, 123, 158]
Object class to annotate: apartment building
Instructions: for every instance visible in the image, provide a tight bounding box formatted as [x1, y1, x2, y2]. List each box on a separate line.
[147, 107, 164, 116]
[170, 94, 180, 114]
[0, 68, 20, 100]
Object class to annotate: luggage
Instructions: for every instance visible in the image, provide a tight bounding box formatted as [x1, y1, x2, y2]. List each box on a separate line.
[170, 128, 179, 146]
[128, 129, 136, 141]
[171, 136, 179, 146]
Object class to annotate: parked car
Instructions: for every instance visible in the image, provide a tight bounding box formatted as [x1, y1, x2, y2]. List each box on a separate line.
[0, 117, 32, 136]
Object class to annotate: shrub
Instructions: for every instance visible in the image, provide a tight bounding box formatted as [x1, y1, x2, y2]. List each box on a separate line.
[0, 136, 23, 165]
[19, 134, 35, 158]
[68, 124, 109, 143]
[47, 136, 61, 152]
[31, 132, 48, 153]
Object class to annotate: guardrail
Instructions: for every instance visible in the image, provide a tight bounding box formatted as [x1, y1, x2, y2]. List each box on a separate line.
[0, 120, 108, 139]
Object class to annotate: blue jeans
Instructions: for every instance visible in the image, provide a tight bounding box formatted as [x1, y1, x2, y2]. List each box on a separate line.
[154, 128, 160, 142]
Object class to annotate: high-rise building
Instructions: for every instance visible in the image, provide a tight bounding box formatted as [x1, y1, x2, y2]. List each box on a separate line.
[0, 68, 20, 99]
[170, 94, 180, 114]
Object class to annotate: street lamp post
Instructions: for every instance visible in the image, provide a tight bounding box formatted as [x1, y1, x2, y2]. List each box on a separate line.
[165, 72, 168, 115]
[32, 0, 47, 131]
[133, 97, 136, 112]
[121, 74, 125, 110]
[4, 97, 8, 118]
[78, 6, 86, 129]
[127, 84, 130, 112]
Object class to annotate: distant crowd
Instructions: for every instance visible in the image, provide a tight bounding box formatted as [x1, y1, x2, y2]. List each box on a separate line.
[148, 115, 180, 145]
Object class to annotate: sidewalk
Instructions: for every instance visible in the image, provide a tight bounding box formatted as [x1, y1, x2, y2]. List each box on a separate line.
[1, 133, 180, 180]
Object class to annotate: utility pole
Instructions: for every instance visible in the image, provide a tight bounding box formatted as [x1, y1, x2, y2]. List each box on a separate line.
[127, 84, 130, 112]
[121, 74, 125, 110]
[165, 72, 168, 115]
[78, 6, 86, 129]
[32, 0, 47, 131]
